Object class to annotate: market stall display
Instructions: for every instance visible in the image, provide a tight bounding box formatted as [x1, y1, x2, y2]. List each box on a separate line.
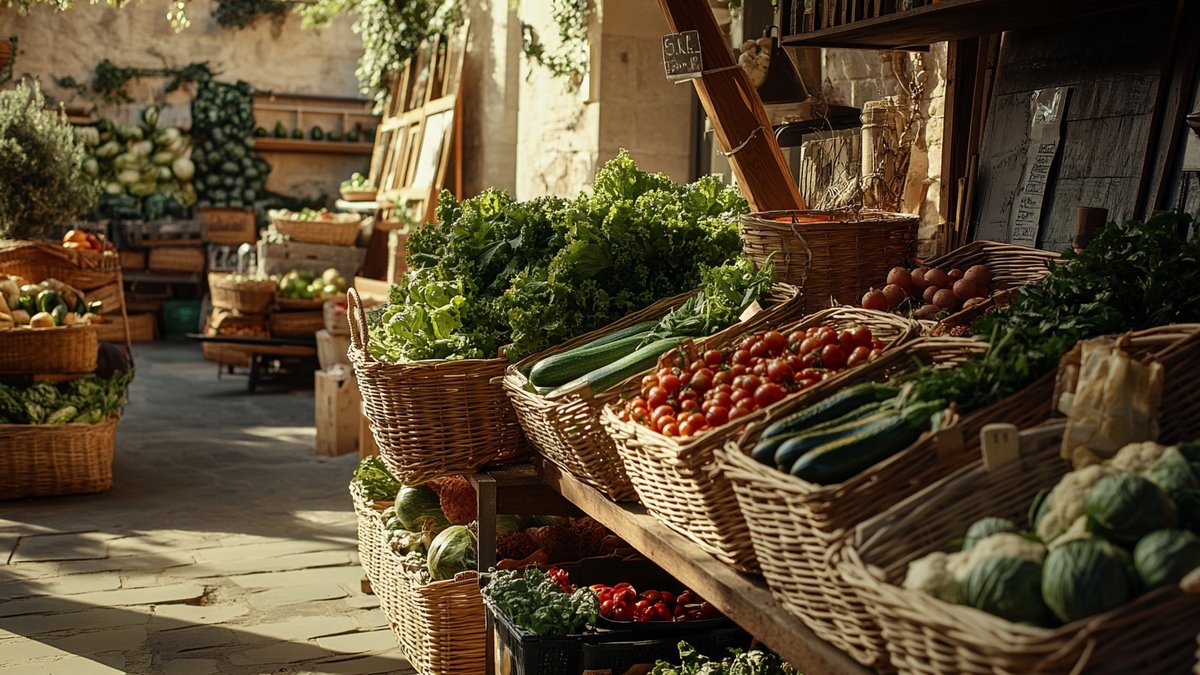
[268, 208, 363, 247]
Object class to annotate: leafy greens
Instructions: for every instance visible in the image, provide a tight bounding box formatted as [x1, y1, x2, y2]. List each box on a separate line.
[0, 370, 133, 425]
[482, 567, 598, 637]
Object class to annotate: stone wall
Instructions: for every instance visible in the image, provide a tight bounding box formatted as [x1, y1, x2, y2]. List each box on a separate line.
[1, 2, 365, 200]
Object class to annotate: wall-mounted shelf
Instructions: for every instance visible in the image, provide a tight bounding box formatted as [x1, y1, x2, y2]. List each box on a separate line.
[781, 0, 1159, 50]
[254, 138, 374, 156]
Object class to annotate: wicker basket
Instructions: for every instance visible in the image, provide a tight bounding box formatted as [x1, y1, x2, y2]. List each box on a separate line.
[600, 307, 920, 572]
[347, 288, 526, 485]
[148, 246, 205, 273]
[842, 380, 1200, 675]
[276, 297, 325, 311]
[119, 250, 146, 271]
[340, 187, 378, 202]
[208, 273, 276, 314]
[200, 207, 257, 245]
[324, 299, 350, 335]
[0, 324, 99, 375]
[718, 338, 1052, 667]
[269, 211, 362, 246]
[923, 241, 1062, 336]
[740, 209, 918, 313]
[0, 240, 118, 291]
[505, 284, 803, 501]
[381, 541, 487, 674]
[202, 310, 269, 368]
[270, 310, 324, 338]
[350, 481, 395, 611]
[0, 418, 118, 499]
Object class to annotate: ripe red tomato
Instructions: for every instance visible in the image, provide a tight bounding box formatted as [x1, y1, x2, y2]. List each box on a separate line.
[690, 368, 713, 392]
[703, 350, 723, 367]
[641, 374, 658, 388]
[705, 406, 729, 427]
[851, 325, 873, 347]
[710, 391, 733, 409]
[651, 405, 674, 423]
[647, 386, 668, 408]
[846, 345, 871, 368]
[660, 423, 678, 437]
[818, 329, 840, 347]
[820, 344, 847, 370]
[838, 330, 857, 352]
[761, 330, 787, 354]
[659, 373, 681, 395]
[654, 601, 673, 621]
[799, 337, 821, 355]
[728, 364, 747, 378]
[712, 370, 733, 387]
[754, 382, 786, 407]
[600, 599, 614, 616]
[728, 405, 751, 420]
[660, 591, 675, 605]
[787, 330, 806, 346]
[680, 399, 699, 413]
[751, 362, 768, 377]
[766, 359, 794, 383]
[732, 349, 752, 367]
[748, 339, 769, 359]
[656, 415, 677, 434]
[613, 603, 633, 622]
[678, 420, 695, 437]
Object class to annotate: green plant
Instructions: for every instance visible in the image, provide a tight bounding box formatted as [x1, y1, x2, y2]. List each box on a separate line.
[0, 81, 97, 240]
[213, 0, 288, 30]
[2, 0, 190, 30]
[520, 0, 590, 88]
[296, 0, 460, 111]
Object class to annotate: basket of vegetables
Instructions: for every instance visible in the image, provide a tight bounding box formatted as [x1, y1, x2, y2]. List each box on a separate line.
[349, 457, 400, 613]
[599, 307, 920, 572]
[269, 208, 362, 247]
[0, 371, 133, 499]
[840, 325, 1200, 674]
[0, 240, 119, 295]
[208, 273, 276, 315]
[200, 309, 268, 368]
[340, 172, 377, 202]
[739, 209, 918, 314]
[505, 258, 802, 501]
[0, 276, 102, 375]
[855, 240, 1061, 333]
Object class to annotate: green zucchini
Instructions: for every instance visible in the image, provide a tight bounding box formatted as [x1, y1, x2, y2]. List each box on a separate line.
[761, 383, 897, 440]
[547, 338, 681, 397]
[790, 401, 943, 484]
[530, 332, 652, 388]
[36, 289, 60, 315]
[751, 400, 890, 466]
[774, 407, 897, 471]
[579, 320, 659, 350]
[50, 304, 68, 326]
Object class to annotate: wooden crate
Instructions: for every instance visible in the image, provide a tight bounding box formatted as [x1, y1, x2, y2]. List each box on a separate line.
[95, 313, 157, 343]
[257, 239, 366, 280]
[386, 230, 409, 285]
[119, 250, 146, 271]
[200, 208, 258, 245]
[148, 245, 206, 273]
[316, 368, 362, 457]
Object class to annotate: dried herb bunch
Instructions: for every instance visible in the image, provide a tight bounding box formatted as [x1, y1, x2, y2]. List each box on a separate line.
[0, 80, 97, 239]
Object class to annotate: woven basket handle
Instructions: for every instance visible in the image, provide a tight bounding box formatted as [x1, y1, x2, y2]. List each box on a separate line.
[347, 288, 368, 352]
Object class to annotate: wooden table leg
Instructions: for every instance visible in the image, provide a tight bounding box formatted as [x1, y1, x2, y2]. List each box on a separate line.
[475, 474, 497, 675]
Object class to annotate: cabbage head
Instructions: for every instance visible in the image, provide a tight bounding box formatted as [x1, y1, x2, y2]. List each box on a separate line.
[963, 517, 1019, 551]
[1146, 447, 1198, 495]
[1085, 473, 1178, 545]
[427, 525, 477, 581]
[958, 556, 1051, 626]
[395, 484, 449, 533]
[1042, 538, 1136, 624]
[1133, 529, 1200, 590]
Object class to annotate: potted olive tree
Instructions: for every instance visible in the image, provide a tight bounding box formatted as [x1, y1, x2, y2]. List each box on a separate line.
[0, 80, 97, 240]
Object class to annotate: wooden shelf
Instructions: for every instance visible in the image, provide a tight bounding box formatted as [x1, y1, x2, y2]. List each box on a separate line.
[254, 138, 374, 156]
[123, 271, 203, 285]
[782, 0, 1158, 50]
[533, 459, 869, 675]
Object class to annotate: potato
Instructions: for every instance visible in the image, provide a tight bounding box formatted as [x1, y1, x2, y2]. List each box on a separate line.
[29, 311, 56, 329]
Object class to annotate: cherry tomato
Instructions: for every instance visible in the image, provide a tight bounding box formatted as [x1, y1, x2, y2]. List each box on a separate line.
[678, 421, 695, 437]
[680, 399, 699, 413]
[838, 330, 857, 352]
[647, 386, 668, 408]
[751, 362, 768, 377]
[799, 337, 822, 355]
[613, 603, 633, 622]
[698, 602, 721, 619]
[616, 587, 636, 604]
[728, 364, 747, 378]
[654, 601, 673, 621]
[818, 329, 840, 347]
[651, 405, 675, 424]
[869, 348, 883, 360]
[712, 370, 733, 387]
[659, 373, 681, 395]
[640, 590, 661, 603]
[617, 409, 630, 422]
[703, 349, 723, 367]
[754, 382, 787, 407]
[766, 359, 794, 383]
[637, 605, 656, 622]
[872, 338, 886, 350]
[690, 368, 713, 392]
[641, 374, 658, 387]
[705, 405, 729, 427]
[600, 599, 614, 616]
[786, 354, 805, 372]
[613, 582, 632, 591]
[797, 377, 820, 389]
[748, 340, 769, 359]
[635, 599, 651, 612]
[660, 591, 675, 605]
[655, 414, 677, 433]
[762, 330, 787, 354]
[710, 391, 733, 409]
[846, 345, 871, 368]
[787, 330, 807, 346]
[820, 344, 847, 370]
[731, 388, 751, 405]
[660, 423, 679, 437]
[851, 325, 873, 347]
[732, 349, 752, 367]
[689, 359, 706, 373]
[729, 405, 751, 420]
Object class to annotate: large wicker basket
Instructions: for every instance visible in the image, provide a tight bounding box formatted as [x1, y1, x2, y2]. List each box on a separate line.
[350, 481, 395, 612]
[0, 240, 120, 290]
[504, 283, 803, 501]
[600, 307, 920, 572]
[718, 337, 1051, 667]
[269, 310, 324, 338]
[740, 209, 917, 313]
[347, 288, 526, 485]
[833, 324, 1200, 673]
[381, 541, 487, 674]
[269, 211, 362, 246]
[923, 241, 1061, 336]
[208, 273, 276, 315]
[0, 418, 118, 499]
[147, 246, 205, 273]
[0, 324, 99, 375]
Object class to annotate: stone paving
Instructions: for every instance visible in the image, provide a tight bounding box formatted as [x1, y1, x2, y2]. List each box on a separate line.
[0, 342, 413, 674]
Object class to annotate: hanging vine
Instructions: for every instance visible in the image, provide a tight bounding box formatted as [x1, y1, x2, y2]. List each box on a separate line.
[2, 0, 191, 30]
[296, 0, 460, 112]
[54, 60, 214, 105]
[212, 0, 289, 31]
[520, 0, 590, 89]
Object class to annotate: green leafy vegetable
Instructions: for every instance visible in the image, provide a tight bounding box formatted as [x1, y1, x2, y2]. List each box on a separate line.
[352, 456, 401, 503]
[482, 567, 597, 637]
[649, 641, 793, 674]
[0, 370, 133, 425]
[639, 257, 775, 347]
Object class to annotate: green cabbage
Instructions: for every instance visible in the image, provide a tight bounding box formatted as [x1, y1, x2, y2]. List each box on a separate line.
[172, 157, 195, 181]
[958, 556, 1050, 625]
[963, 517, 1019, 551]
[117, 169, 141, 185]
[1133, 529, 1200, 590]
[1086, 473, 1178, 545]
[496, 515, 521, 538]
[427, 525, 476, 581]
[1042, 538, 1136, 624]
[394, 485, 449, 533]
[153, 151, 176, 167]
[95, 140, 122, 159]
[1146, 447, 1198, 495]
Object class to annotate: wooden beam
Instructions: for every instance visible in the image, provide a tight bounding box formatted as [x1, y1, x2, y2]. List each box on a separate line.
[657, 0, 804, 212]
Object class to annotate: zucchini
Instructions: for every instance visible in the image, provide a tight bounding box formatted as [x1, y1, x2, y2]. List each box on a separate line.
[761, 383, 897, 439]
[581, 320, 660, 350]
[530, 333, 651, 388]
[790, 401, 943, 484]
[36, 290, 60, 315]
[547, 338, 681, 397]
[774, 407, 896, 471]
[751, 400, 890, 466]
[50, 304, 68, 326]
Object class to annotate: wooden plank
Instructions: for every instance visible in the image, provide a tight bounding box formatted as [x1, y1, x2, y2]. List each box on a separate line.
[1143, 0, 1200, 214]
[254, 138, 374, 155]
[782, 0, 1159, 50]
[657, 0, 804, 212]
[535, 459, 868, 675]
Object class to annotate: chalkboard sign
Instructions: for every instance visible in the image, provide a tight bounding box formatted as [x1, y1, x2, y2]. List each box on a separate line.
[662, 30, 703, 82]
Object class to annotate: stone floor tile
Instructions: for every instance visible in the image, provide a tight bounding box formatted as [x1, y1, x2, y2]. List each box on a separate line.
[0, 570, 122, 600]
[151, 624, 241, 651]
[178, 550, 353, 578]
[195, 537, 351, 563]
[300, 653, 416, 675]
[10, 532, 112, 563]
[342, 591, 382, 610]
[314, 629, 397, 654]
[230, 565, 364, 589]
[237, 616, 358, 643]
[227, 642, 335, 667]
[161, 658, 219, 675]
[246, 583, 350, 611]
[46, 626, 148, 655]
[0, 606, 151, 636]
[150, 602, 250, 627]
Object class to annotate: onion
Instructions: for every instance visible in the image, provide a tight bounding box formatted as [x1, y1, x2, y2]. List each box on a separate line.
[914, 304, 940, 320]
[952, 279, 977, 300]
[862, 289, 888, 311]
[886, 267, 912, 293]
[881, 283, 907, 310]
[924, 268, 949, 288]
[963, 265, 992, 291]
[923, 285, 939, 303]
[910, 266, 930, 291]
[933, 288, 958, 310]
